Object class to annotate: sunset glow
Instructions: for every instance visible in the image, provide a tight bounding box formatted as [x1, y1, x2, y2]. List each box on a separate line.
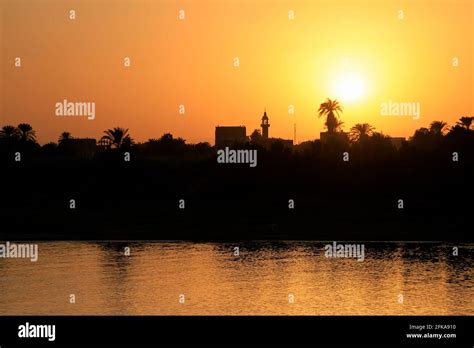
[333, 72, 366, 103]
[1, 0, 473, 144]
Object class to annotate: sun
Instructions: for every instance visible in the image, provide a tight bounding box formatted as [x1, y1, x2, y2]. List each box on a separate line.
[334, 72, 365, 103]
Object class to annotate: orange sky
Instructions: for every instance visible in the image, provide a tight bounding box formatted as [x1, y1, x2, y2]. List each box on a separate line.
[1, 0, 473, 144]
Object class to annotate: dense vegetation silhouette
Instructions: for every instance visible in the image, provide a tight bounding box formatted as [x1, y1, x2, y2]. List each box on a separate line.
[0, 112, 472, 241]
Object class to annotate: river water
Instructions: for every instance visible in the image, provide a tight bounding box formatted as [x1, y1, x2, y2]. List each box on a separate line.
[0, 241, 472, 315]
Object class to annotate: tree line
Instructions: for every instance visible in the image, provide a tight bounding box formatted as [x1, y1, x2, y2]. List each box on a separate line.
[1, 98, 473, 161]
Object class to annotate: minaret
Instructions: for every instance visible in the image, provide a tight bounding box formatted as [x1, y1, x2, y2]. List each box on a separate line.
[261, 109, 270, 139]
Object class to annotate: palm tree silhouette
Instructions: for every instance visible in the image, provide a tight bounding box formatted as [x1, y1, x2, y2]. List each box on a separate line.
[429, 121, 448, 136]
[250, 129, 263, 144]
[318, 98, 343, 133]
[101, 127, 132, 149]
[0, 125, 19, 139]
[334, 119, 345, 132]
[456, 117, 473, 130]
[58, 132, 72, 144]
[121, 134, 135, 149]
[350, 123, 375, 142]
[17, 123, 36, 142]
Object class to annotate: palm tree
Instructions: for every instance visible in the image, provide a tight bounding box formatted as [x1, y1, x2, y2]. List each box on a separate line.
[101, 127, 131, 149]
[17, 123, 37, 142]
[429, 121, 448, 136]
[334, 119, 345, 132]
[250, 129, 262, 144]
[456, 117, 473, 130]
[350, 123, 375, 142]
[318, 98, 343, 133]
[121, 135, 135, 149]
[0, 125, 19, 139]
[58, 132, 72, 144]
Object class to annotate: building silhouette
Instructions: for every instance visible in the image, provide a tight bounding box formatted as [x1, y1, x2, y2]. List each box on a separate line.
[215, 126, 247, 148]
[258, 110, 293, 148]
[214, 110, 293, 148]
[320, 131, 349, 144]
[261, 110, 270, 139]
